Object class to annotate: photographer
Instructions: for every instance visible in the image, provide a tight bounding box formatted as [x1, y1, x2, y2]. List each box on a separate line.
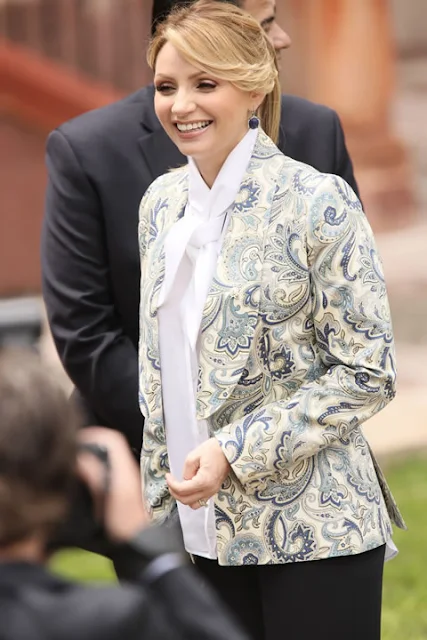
[0, 349, 248, 640]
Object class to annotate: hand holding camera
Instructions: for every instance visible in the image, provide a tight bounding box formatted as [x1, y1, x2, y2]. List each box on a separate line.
[49, 428, 151, 553]
[76, 428, 151, 543]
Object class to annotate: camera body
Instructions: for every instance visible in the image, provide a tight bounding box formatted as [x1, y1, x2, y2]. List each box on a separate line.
[48, 443, 115, 556]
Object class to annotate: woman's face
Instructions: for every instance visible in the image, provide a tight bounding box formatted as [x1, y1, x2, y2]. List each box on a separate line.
[154, 42, 261, 185]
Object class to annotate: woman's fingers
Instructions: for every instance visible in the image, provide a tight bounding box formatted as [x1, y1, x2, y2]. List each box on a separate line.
[166, 470, 211, 496]
[182, 451, 200, 483]
[169, 486, 207, 505]
[188, 500, 209, 510]
[167, 477, 212, 506]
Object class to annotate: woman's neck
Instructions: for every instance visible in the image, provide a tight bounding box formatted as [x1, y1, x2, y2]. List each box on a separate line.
[194, 158, 222, 189]
[193, 129, 251, 188]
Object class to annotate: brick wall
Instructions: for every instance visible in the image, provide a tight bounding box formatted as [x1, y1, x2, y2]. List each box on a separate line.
[0, 0, 153, 90]
[1, 0, 144, 296]
[0, 118, 46, 295]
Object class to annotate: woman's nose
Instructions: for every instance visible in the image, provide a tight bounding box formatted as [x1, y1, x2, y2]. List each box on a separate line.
[171, 92, 196, 116]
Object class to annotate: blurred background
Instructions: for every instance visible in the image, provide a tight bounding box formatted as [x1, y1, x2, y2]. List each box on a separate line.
[0, 1, 426, 638]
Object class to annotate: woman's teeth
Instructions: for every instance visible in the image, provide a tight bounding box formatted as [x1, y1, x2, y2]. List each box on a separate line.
[176, 121, 211, 132]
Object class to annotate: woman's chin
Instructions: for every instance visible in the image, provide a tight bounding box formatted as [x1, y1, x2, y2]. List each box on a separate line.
[174, 138, 211, 159]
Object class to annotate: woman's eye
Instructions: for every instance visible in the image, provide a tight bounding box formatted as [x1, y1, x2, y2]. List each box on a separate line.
[198, 82, 216, 91]
[155, 84, 175, 94]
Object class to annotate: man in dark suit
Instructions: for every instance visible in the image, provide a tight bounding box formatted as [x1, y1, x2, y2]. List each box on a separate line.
[0, 349, 248, 640]
[42, 0, 359, 456]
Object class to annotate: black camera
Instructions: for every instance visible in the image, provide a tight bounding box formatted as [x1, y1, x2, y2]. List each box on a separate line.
[48, 443, 116, 557]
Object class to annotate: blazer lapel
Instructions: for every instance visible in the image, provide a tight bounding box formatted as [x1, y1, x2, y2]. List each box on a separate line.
[151, 174, 189, 312]
[141, 173, 189, 419]
[197, 132, 282, 420]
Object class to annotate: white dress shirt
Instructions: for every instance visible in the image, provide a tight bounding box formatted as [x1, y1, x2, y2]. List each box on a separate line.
[157, 128, 258, 558]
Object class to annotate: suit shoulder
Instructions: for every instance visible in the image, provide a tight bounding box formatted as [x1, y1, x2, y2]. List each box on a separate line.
[281, 94, 338, 124]
[52, 87, 153, 145]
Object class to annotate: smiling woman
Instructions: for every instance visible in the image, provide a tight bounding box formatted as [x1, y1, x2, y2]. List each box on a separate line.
[137, 2, 405, 640]
[153, 46, 268, 187]
[148, 1, 280, 186]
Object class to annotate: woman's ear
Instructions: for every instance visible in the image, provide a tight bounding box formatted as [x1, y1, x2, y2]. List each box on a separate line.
[250, 93, 266, 113]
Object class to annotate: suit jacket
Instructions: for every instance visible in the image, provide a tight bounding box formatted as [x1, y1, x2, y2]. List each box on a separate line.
[42, 85, 359, 454]
[0, 559, 248, 640]
[138, 130, 405, 566]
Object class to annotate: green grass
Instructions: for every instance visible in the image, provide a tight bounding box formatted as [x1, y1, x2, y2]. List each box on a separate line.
[381, 455, 427, 640]
[50, 454, 427, 639]
[50, 547, 115, 583]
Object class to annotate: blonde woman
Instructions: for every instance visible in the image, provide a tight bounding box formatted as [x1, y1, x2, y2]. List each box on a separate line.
[138, 2, 405, 638]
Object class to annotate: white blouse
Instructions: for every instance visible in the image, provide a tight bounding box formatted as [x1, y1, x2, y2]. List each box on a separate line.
[157, 128, 258, 558]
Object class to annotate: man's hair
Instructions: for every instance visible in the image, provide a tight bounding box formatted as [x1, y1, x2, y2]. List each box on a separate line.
[148, 0, 281, 143]
[151, 0, 241, 35]
[0, 349, 80, 546]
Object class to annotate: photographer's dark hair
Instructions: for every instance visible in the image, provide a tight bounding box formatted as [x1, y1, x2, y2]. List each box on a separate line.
[151, 0, 241, 35]
[0, 349, 80, 546]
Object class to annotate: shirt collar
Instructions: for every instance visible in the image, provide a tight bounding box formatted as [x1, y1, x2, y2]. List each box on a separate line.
[187, 127, 258, 220]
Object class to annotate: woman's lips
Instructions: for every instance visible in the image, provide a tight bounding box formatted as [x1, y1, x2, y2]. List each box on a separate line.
[174, 121, 213, 139]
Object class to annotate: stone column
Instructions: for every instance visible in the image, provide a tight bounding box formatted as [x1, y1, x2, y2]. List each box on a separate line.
[276, 0, 416, 231]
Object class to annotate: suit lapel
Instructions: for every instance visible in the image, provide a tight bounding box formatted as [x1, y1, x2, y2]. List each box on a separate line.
[197, 132, 282, 420]
[137, 85, 186, 182]
[138, 128, 186, 182]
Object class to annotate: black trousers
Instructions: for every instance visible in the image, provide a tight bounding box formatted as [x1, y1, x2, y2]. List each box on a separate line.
[195, 545, 386, 640]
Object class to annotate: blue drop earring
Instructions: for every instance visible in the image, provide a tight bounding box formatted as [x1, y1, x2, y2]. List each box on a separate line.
[248, 110, 260, 130]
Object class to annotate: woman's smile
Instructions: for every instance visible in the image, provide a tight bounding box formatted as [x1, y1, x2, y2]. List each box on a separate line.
[154, 42, 260, 186]
[174, 120, 213, 140]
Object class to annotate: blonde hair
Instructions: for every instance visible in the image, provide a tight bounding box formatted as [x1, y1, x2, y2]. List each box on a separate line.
[147, 0, 281, 143]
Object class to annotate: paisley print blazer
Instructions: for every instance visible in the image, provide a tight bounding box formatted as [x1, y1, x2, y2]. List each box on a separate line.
[138, 130, 405, 566]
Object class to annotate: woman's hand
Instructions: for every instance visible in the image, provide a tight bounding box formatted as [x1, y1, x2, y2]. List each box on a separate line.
[166, 437, 231, 509]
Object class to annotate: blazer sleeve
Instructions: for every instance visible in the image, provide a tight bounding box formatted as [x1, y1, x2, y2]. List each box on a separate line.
[41, 129, 143, 453]
[216, 175, 395, 488]
[332, 112, 361, 200]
